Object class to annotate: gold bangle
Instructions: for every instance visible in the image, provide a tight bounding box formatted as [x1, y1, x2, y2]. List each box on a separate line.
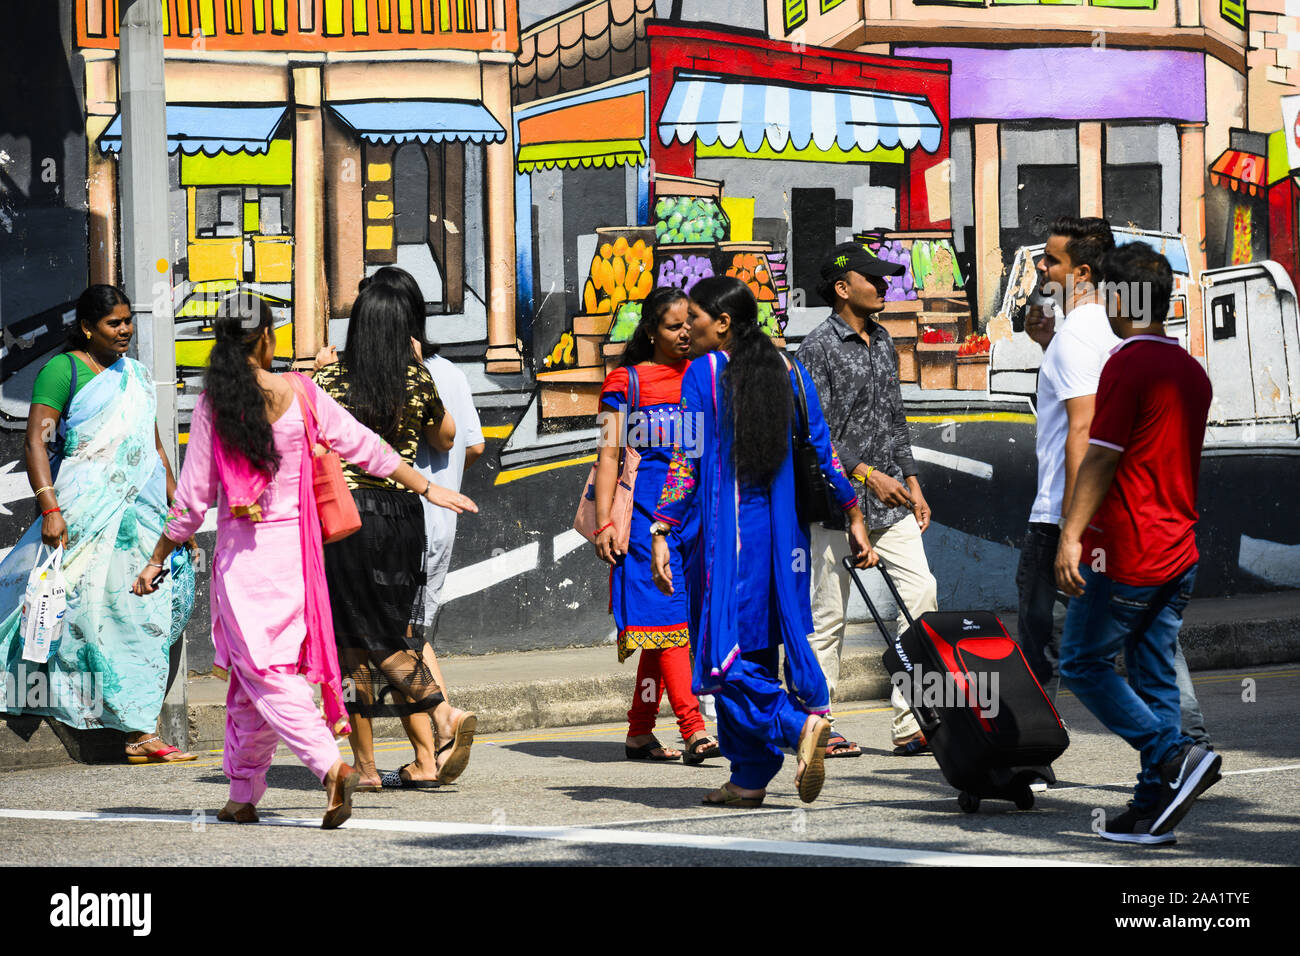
[33, 485, 55, 498]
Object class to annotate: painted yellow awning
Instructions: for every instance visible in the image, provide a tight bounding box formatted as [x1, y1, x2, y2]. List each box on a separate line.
[517, 140, 647, 173]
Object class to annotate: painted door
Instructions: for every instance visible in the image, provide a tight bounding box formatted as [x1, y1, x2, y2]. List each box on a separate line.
[792, 188, 837, 308]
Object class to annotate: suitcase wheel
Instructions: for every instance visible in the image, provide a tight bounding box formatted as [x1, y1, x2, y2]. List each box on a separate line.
[1014, 788, 1035, 811]
[957, 791, 980, 814]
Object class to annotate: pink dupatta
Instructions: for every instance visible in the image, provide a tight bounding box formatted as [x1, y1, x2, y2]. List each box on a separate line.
[212, 374, 350, 737]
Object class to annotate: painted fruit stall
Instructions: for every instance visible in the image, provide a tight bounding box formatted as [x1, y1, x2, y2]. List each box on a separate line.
[535, 173, 790, 422]
[855, 231, 983, 389]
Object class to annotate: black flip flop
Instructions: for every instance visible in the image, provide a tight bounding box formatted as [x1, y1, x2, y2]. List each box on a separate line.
[380, 763, 441, 790]
[625, 737, 681, 761]
[682, 736, 721, 765]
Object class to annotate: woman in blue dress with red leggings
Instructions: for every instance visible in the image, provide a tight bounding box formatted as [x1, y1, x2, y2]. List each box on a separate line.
[593, 287, 720, 764]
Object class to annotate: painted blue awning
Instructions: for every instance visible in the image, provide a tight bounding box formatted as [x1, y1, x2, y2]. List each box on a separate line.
[658, 73, 943, 155]
[329, 101, 507, 145]
[97, 105, 287, 156]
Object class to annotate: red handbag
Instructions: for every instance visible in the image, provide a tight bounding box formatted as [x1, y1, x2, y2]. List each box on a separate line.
[287, 372, 362, 544]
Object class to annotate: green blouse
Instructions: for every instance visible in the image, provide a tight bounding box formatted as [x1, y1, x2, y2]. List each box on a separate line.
[31, 353, 95, 414]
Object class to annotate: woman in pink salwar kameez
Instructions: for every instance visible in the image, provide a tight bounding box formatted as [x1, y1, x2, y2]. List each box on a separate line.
[134, 296, 475, 828]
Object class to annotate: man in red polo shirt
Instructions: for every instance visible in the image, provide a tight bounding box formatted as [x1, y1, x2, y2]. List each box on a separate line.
[1054, 242, 1222, 846]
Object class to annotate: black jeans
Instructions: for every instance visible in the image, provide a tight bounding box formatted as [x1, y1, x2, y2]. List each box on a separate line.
[1015, 524, 1065, 700]
[1014, 523, 1211, 745]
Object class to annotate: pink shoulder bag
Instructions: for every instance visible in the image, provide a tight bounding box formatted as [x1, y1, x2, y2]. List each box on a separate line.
[574, 366, 641, 552]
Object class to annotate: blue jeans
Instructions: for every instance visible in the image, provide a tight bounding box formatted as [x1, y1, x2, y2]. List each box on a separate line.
[1060, 564, 1197, 809]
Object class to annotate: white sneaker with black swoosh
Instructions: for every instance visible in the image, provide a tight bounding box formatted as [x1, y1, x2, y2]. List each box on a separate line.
[1150, 743, 1222, 837]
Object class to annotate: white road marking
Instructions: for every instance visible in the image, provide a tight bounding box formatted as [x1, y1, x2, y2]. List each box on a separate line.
[552, 528, 588, 562]
[910, 446, 994, 480]
[0, 459, 30, 516]
[440, 542, 540, 603]
[0, 808, 1106, 866]
[590, 763, 1300, 830]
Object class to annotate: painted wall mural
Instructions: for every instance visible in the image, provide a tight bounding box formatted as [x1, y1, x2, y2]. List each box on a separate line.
[1, 0, 1299, 668]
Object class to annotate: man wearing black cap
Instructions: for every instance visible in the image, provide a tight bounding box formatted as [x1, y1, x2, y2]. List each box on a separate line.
[797, 241, 938, 758]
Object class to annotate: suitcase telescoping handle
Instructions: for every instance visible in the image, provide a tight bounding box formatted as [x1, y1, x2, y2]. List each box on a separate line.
[841, 556, 941, 735]
[841, 556, 917, 638]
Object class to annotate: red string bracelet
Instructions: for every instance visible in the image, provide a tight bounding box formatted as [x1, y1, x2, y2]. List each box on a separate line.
[595, 521, 615, 535]
[41, 507, 61, 517]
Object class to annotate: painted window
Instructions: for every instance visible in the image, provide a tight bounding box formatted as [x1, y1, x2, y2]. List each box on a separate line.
[784, 0, 808, 33]
[1089, 0, 1157, 7]
[1221, 0, 1245, 28]
[820, 0, 847, 12]
[194, 189, 243, 239]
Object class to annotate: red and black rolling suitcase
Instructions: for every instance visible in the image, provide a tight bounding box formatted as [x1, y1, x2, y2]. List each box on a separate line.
[843, 557, 1069, 813]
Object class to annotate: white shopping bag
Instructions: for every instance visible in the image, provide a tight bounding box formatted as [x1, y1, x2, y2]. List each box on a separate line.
[21, 544, 67, 664]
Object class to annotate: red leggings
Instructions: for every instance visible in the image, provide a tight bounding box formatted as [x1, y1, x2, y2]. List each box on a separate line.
[627, 645, 706, 740]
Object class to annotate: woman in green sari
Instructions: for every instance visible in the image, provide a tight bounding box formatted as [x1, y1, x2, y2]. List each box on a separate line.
[0, 285, 195, 762]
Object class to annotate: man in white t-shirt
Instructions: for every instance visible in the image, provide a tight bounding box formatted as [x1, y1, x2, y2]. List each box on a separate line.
[1017, 217, 1209, 749]
[417, 350, 485, 635]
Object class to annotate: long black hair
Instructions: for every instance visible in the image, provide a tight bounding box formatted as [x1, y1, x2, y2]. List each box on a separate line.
[618, 286, 689, 368]
[690, 276, 791, 488]
[66, 284, 130, 352]
[361, 266, 439, 357]
[205, 292, 280, 476]
[340, 283, 413, 440]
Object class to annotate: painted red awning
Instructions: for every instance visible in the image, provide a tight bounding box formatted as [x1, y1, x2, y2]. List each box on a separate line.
[1210, 149, 1268, 196]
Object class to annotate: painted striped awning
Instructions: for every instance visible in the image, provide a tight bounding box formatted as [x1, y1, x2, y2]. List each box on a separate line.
[658, 73, 943, 155]
[329, 100, 507, 146]
[1210, 148, 1268, 197]
[517, 140, 646, 173]
[97, 105, 287, 155]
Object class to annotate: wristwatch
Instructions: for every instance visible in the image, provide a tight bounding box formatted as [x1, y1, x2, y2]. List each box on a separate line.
[650, 521, 672, 537]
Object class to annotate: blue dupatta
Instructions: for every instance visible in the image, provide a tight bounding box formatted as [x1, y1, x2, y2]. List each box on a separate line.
[0, 356, 189, 731]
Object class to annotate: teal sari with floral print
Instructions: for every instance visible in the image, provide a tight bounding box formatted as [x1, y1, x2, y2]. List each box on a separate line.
[0, 356, 192, 731]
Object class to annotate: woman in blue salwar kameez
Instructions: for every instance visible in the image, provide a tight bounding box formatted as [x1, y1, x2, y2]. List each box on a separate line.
[650, 277, 876, 807]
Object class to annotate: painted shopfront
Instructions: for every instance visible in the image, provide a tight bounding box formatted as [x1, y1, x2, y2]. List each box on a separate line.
[1, 0, 1298, 665]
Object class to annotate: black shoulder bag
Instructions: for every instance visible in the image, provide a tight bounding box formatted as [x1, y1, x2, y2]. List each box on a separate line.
[788, 358, 847, 531]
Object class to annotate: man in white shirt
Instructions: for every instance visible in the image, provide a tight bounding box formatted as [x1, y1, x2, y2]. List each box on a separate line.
[417, 348, 485, 640]
[1017, 217, 1208, 747]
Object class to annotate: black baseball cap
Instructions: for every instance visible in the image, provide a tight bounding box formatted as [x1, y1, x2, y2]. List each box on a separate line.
[820, 242, 905, 286]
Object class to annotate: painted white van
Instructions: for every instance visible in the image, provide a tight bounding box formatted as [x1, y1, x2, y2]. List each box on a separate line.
[988, 230, 1300, 441]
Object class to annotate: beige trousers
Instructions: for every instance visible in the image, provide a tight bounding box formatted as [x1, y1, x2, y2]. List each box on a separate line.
[809, 514, 938, 742]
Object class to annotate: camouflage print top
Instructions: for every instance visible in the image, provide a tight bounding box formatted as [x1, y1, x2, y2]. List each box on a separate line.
[313, 359, 445, 492]
[796, 311, 917, 530]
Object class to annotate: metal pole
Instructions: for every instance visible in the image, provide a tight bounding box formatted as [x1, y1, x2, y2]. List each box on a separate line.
[118, 0, 187, 750]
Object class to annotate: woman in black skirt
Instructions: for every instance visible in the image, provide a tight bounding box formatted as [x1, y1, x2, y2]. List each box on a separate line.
[314, 283, 475, 789]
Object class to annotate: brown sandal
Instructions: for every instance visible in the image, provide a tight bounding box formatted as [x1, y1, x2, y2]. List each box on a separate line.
[217, 802, 259, 824]
[322, 764, 359, 829]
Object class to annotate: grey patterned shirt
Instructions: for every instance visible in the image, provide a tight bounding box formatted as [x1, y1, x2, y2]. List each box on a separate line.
[796, 311, 917, 530]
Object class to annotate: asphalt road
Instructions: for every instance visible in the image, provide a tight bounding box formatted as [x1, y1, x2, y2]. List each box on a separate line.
[1, 663, 1296, 869]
